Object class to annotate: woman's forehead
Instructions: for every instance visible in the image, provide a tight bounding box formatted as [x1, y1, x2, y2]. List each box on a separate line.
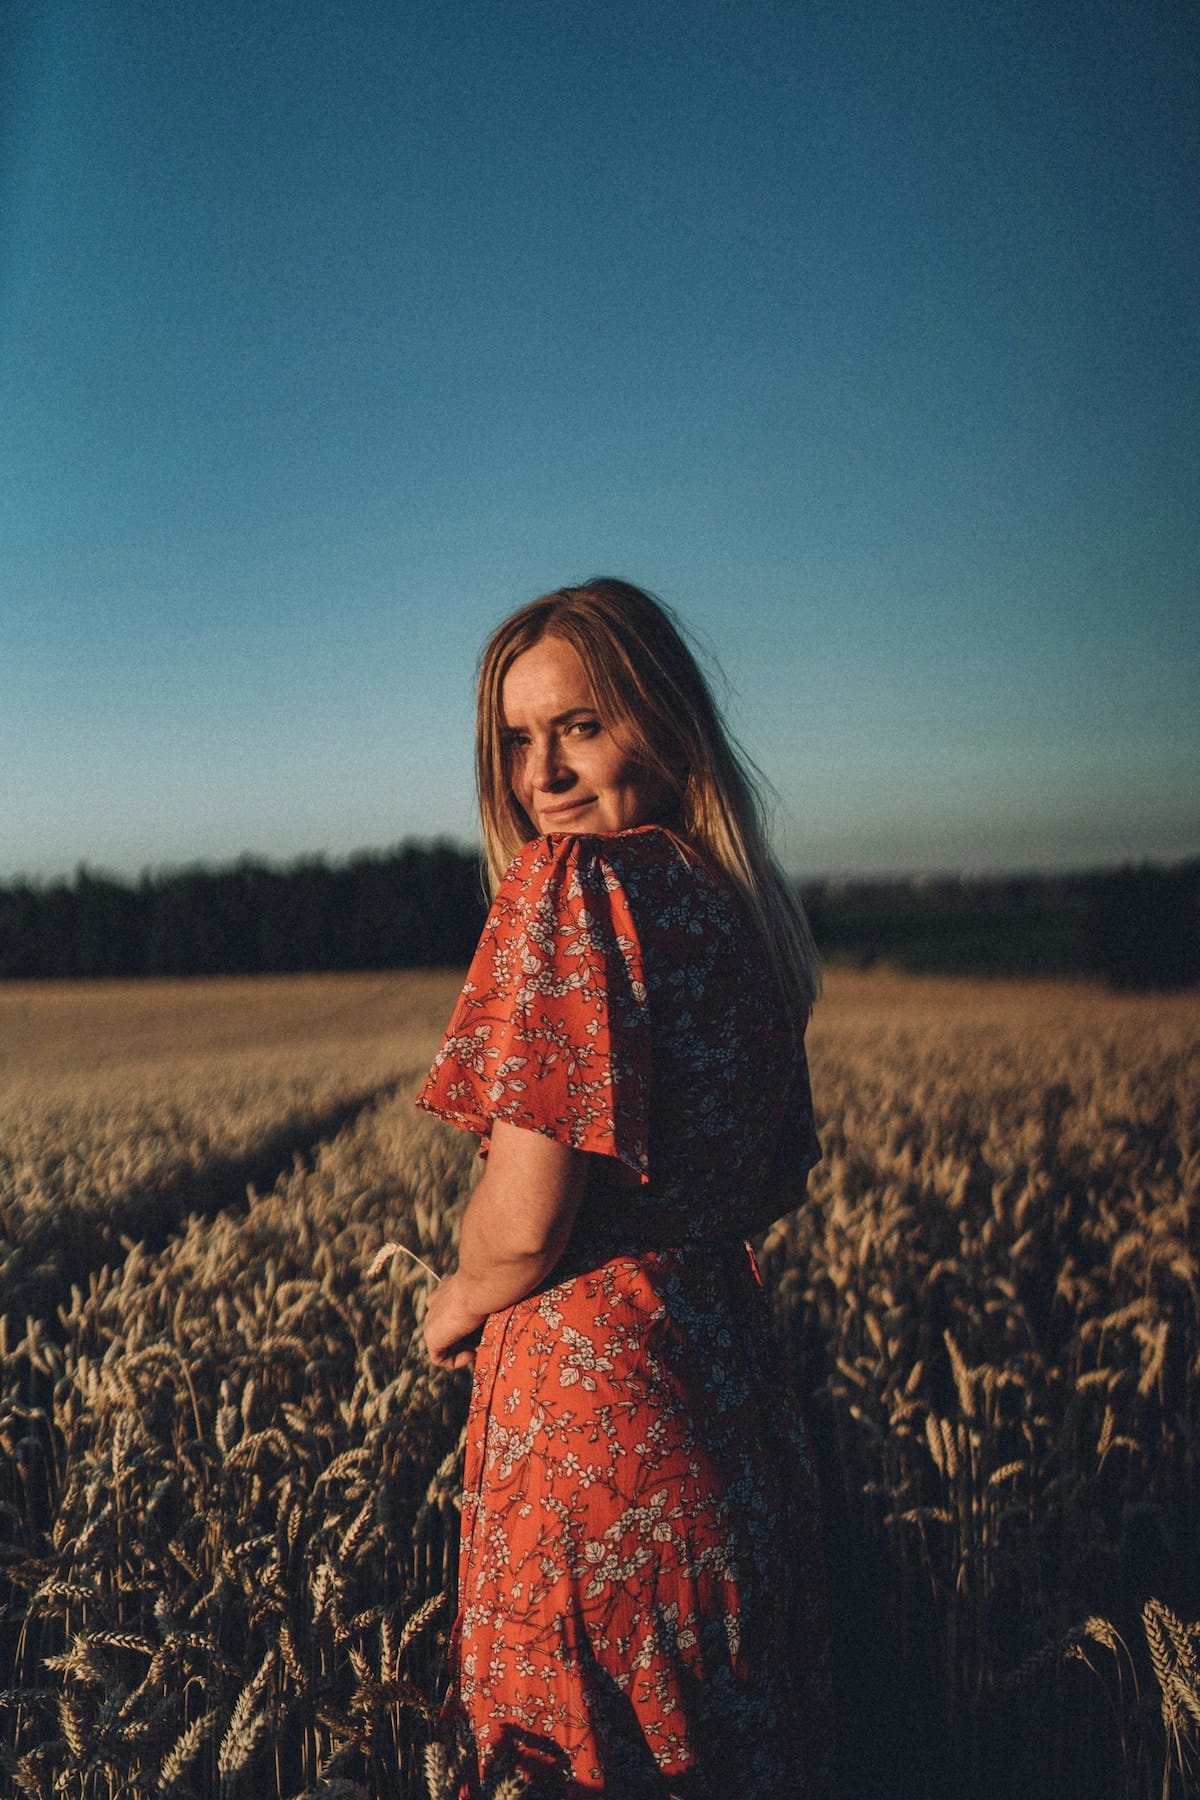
[500, 636, 595, 723]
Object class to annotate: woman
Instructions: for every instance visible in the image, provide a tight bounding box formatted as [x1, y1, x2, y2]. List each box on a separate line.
[417, 578, 831, 1797]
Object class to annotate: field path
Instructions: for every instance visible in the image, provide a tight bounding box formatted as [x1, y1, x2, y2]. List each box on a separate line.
[0, 971, 466, 1324]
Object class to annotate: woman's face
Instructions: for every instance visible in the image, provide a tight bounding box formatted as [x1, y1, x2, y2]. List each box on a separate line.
[500, 635, 669, 837]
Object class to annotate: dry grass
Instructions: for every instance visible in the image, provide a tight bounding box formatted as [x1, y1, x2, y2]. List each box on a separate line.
[1, 968, 1196, 1798]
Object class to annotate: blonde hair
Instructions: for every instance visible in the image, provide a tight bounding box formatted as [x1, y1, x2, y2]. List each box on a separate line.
[475, 578, 821, 1018]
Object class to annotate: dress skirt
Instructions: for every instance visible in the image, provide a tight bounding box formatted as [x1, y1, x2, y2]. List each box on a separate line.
[444, 1241, 832, 1798]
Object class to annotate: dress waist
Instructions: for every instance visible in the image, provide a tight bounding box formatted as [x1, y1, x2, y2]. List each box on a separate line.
[546, 1230, 764, 1291]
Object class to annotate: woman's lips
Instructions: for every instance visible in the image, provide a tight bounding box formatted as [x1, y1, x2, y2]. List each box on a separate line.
[539, 798, 596, 822]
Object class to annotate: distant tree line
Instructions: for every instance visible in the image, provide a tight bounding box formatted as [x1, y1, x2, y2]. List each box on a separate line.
[0, 844, 488, 980]
[803, 858, 1200, 990]
[0, 848, 1196, 989]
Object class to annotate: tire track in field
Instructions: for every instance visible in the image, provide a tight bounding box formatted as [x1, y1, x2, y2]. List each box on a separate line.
[1, 1076, 410, 1329]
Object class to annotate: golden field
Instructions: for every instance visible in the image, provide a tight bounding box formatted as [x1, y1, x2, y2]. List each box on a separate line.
[0, 969, 1196, 1799]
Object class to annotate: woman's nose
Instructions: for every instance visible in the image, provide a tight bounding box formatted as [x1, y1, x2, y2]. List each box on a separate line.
[528, 735, 572, 789]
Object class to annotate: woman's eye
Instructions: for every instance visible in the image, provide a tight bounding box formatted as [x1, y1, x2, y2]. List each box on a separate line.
[569, 720, 601, 737]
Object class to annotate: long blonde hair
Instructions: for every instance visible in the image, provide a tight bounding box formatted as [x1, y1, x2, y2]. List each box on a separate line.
[475, 577, 821, 1017]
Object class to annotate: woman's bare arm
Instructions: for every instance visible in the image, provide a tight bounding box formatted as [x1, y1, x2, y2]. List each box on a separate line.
[423, 1119, 587, 1368]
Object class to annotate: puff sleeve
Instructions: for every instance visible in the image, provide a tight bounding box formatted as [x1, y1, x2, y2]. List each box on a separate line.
[416, 835, 651, 1180]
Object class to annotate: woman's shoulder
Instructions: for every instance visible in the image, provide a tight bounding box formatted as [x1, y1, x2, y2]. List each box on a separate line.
[491, 833, 746, 970]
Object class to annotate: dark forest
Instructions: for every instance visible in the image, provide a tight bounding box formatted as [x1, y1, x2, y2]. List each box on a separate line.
[1, 847, 1196, 990]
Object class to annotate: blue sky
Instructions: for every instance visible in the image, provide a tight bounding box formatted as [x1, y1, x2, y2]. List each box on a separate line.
[2, 0, 1197, 881]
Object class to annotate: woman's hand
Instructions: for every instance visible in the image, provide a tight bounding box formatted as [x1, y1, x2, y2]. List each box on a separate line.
[423, 1272, 488, 1370]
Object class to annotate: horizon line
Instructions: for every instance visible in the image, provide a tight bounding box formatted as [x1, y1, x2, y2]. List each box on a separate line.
[2, 841, 1197, 892]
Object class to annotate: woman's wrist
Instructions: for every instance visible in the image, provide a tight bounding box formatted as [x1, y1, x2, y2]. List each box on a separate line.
[423, 1270, 488, 1368]
[441, 1270, 489, 1330]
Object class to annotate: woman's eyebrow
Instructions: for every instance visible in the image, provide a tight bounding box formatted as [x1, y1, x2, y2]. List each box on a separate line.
[502, 707, 597, 734]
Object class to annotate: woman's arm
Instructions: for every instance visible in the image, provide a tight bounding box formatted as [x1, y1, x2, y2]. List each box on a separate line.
[423, 1118, 588, 1369]
[768, 1136, 812, 1217]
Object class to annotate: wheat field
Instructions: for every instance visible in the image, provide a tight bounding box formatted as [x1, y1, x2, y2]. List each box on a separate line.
[0, 969, 1196, 1799]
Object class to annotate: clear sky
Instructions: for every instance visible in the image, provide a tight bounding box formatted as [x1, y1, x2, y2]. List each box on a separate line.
[2, 0, 1197, 882]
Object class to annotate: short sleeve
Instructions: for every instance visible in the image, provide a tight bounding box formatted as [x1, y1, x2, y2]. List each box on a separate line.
[415, 835, 651, 1180]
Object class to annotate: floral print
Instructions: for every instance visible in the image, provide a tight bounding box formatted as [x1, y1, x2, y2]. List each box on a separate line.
[418, 827, 830, 1796]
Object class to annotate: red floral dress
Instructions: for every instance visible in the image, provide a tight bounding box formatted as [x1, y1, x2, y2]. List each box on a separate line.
[417, 826, 831, 1797]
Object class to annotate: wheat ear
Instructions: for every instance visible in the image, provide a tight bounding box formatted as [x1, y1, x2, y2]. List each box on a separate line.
[367, 1240, 442, 1282]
